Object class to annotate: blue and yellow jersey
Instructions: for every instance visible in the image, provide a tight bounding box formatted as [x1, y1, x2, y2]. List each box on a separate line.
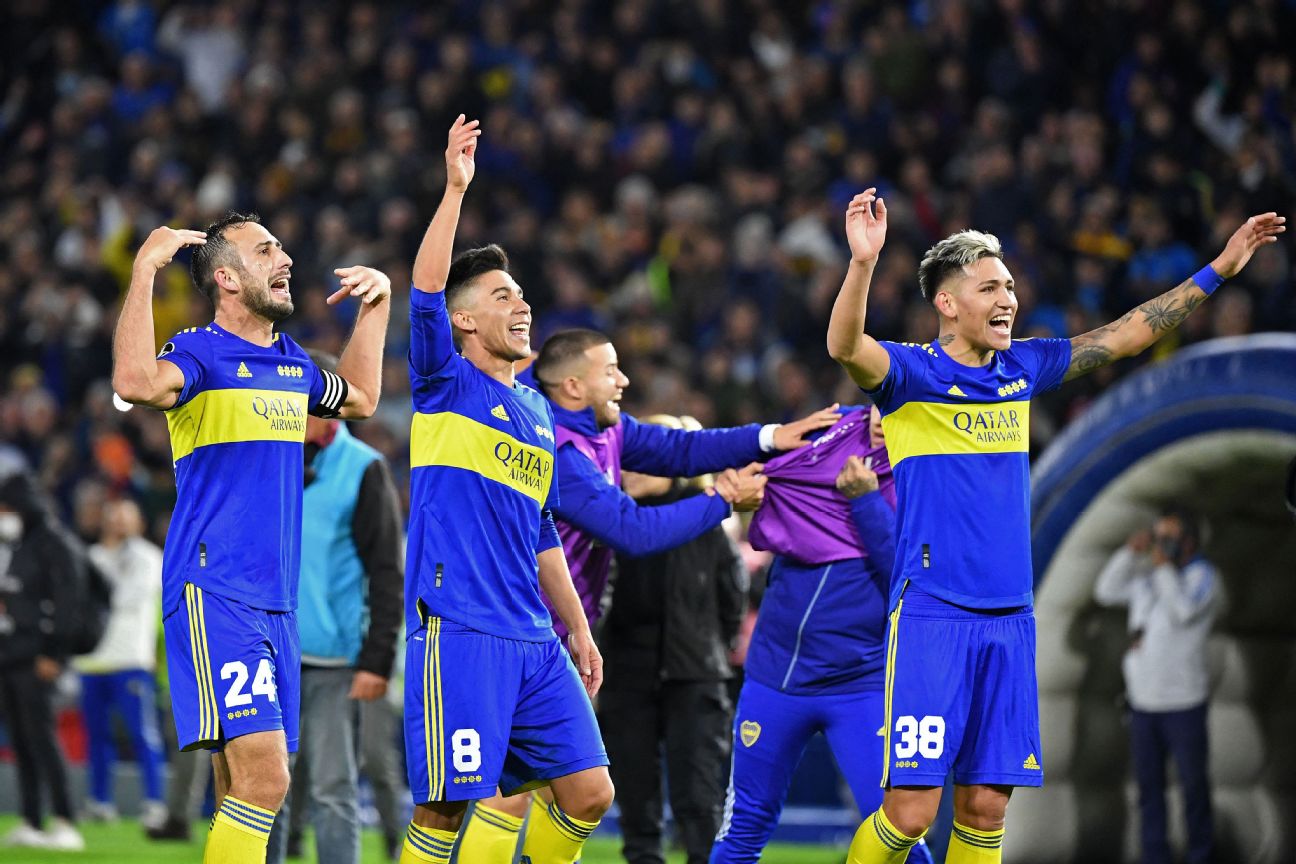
[157, 323, 346, 616]
[867, 338, 1071, 609]
[407, 290, 561, 643]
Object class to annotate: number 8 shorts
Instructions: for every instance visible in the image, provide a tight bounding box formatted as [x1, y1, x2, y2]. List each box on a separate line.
[404, 617, 609, 804]
[164, 583, 300, 753]
[881, 585, 1043, 788]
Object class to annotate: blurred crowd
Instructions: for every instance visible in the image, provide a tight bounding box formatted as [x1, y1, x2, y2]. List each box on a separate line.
[1, 0, 1293, 541]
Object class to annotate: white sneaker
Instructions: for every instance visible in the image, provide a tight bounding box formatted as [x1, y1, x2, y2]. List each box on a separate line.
[83, 800, 118, 822]
[3, 823, 50, 848]
[42, 818, 85, 852]
[140, 800, 168, 831]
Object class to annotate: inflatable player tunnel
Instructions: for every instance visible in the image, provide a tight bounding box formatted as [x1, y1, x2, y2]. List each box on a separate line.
[1012, 334, 1296, 864]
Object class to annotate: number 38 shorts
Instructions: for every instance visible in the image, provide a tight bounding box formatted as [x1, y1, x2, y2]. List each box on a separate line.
[882, 585, 1043, 788]
[164, 583, 300, 752]
[404, 617, 609, 804]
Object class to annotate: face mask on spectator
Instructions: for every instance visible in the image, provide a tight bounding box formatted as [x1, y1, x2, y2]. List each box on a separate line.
[0, 513, 21, 543]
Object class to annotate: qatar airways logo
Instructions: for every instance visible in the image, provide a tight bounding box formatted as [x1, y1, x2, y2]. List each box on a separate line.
[952, 407, 1023, 444]
[252, 395, 305, 432]
[494, 441, 551, 492]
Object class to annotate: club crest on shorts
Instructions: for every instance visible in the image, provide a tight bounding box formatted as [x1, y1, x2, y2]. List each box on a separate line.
[740, 720, 761, 747]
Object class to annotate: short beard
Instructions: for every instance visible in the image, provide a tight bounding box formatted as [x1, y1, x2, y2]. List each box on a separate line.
[243, 279, 293, 323]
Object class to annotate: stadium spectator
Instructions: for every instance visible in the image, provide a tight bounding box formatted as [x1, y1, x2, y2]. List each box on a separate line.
[0, 470, 88, 851]
[73, 498, 167, 828]
[1094, 511, 1221, 864]
[268, 350, 404, 864]
[598, 415, 748, 864]
[1, 3, 1291, 532]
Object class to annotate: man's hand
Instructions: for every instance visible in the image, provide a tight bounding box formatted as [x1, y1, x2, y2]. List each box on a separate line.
[568, 629, 604, 698]
[34, 655, 61, 683]
[328, 266, 392, 306]
[446, 114, 480, 192]
[835, 455, 879, 499]
[1126, 528, 1152, 554]
[348, 670, 388, 702]
[773, 404, 843, 450]
[134, 227, 206, 273]
[1210, 213, 1285, 278]
[714, 463, 766, 511]
[845, 188, 887, 264]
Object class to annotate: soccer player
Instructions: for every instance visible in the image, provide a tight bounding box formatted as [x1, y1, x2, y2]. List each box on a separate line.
[711, 406, 929, 864]
[457, 330, 839, 862]
[826, 189, 1283, 863]
[399, 115, 611, 864]
[111, 215, 390, 864]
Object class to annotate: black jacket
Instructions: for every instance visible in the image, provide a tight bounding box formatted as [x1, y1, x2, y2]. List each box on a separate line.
[601, 486, 748, 684]
[0, 472, 89, 667]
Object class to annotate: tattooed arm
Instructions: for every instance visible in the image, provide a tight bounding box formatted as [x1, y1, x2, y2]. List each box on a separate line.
[1065, 213, 1286, 381]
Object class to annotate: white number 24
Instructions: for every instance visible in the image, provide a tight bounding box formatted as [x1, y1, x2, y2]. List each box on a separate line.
[221, 659, 278, 707]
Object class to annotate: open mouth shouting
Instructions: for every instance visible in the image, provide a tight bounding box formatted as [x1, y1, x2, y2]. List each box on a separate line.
[270, 273, 291, 301]
[989, 313, 1012, 339]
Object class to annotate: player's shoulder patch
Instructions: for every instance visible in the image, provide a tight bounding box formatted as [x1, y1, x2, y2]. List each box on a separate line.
[159, 324, 216, 358]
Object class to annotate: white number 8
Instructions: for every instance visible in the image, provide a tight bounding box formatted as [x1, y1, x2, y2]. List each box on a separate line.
[893, 714, 945, 759]
[452, 728, 481, 772]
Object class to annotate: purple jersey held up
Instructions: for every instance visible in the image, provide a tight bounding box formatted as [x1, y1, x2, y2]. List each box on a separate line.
[748, 408, 894, 566]
[553, 420, 624, 634]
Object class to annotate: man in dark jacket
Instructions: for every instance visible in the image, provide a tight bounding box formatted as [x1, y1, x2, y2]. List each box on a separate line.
[0, 470, 89, 850]
[599, 415, 749, 864]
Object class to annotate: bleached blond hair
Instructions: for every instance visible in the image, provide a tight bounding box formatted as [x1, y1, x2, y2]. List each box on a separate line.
[917, 229, 1003, 302]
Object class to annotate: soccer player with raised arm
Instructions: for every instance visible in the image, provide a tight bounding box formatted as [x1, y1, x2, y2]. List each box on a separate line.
[827, 189, 1283, 864]
[398, 115, 612, 864]
[111, 215, 390, 864]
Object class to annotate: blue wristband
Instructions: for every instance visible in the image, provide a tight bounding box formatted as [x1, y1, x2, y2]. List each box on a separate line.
[1191, 265, 1224, 296]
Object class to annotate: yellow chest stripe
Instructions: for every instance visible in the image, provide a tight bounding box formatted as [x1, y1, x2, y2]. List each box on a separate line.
[166, 388, 309, 463]
[410, 411, 553, 505]
[882, 399, 1030, 466]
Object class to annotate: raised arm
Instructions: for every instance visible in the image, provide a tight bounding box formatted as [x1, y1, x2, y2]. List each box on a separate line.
[1065, 213, 1285, 381]
[112, 226, 207, 409]
[827, 189, 894, 390]
[412, 115, 479, 295]
[326, 266, 391, 419]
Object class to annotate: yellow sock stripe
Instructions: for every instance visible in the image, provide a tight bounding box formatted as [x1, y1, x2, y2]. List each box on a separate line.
[871, 810, 918, 851]
[222, 797, 275, 829]
[546, 802, 597, 842]
[193, 585, 218, 742]
[432, 617, 444, 801]
[474, 805, 524, 833]
[215, 808, 272, 838]
[952, 821, 1003, 849]
[880, 597, 904, 788]
[406, 823, 455, 859]
[408, 823, 455, 852]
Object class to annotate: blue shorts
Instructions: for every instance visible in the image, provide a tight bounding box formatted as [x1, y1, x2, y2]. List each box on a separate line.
[882, 586, 1042, 788]
[404, 618, 608, 804]
[164, 583, 300, 752]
